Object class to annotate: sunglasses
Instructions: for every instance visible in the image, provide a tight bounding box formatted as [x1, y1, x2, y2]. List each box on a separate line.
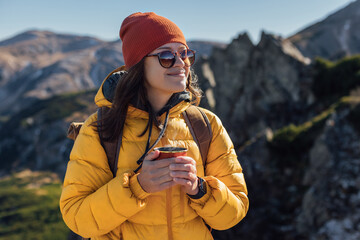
[146, 49, 196, 68]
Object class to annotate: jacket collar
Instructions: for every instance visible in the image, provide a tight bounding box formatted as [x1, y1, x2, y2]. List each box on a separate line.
[127, 95, 191, 120]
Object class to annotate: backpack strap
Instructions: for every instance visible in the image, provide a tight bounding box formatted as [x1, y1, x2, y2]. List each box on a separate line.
[97, 107, 122, 177]
[182, 106, 213, 167]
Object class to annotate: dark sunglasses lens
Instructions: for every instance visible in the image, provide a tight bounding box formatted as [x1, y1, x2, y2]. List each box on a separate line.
[158, 51, 175, 68]
[181, 50, 195, 66]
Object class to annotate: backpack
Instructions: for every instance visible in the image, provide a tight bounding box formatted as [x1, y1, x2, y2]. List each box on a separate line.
[67, 105, 213, 177]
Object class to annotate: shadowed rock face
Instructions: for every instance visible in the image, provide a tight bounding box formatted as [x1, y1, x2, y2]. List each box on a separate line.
[195, 31, 313, 146]
[288, 0, 360, 60]
[223, 100, 360, 240]
[296, 107, 360, 240]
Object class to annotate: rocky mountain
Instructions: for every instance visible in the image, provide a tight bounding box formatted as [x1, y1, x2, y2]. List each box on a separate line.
[288, 0, 360, 59]
[228, 96, 360, 240]
[0, 30, 123, 117]
[0, 30, 224, 118]
[194, 31, 313, 146]
[0, 90, 97, 178]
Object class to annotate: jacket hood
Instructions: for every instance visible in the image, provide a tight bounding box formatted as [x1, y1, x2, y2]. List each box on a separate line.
[94, 66, 127, 108]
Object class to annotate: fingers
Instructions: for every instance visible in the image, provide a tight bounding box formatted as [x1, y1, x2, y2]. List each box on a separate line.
[143, 150, 160, 161]
[174, 177, 199, 195]
[173, 177, 193, 187]
[154, 173, 173, 185]
[139, 152, 199, 193]
[169, 163, 196, 172]
[170, 170, 197, 181]
[138, 173, 174, 193]
[174, 156, 196, 165]
[144, 158, 176, 171]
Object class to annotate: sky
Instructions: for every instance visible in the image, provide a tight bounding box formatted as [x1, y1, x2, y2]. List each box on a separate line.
[0, 0, 355, 44]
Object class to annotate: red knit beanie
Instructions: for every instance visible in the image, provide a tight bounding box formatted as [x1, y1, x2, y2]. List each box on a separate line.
[119, 12, 188, 69]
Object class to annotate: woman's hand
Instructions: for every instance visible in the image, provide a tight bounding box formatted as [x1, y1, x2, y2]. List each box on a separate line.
[137, 150, 177, 193]
[169, 156, 199, 195]
[137, 151, 199, 195]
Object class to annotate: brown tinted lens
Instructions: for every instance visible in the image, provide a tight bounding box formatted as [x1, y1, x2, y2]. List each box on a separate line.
[158, 51, 175, 68]
[181, 49, 195, 66]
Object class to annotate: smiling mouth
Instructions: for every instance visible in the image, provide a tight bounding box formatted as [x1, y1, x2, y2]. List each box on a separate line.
[168, 72, 186, 77]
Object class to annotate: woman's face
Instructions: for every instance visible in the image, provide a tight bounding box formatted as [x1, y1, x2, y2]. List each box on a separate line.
[144, 42, 190, 101]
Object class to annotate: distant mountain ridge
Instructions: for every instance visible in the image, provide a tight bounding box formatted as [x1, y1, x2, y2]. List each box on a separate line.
[1, 0, 359, 116]
[288, 0, 360, 59]
[0, 30, 124, 116]
[0, 30, 224, 117]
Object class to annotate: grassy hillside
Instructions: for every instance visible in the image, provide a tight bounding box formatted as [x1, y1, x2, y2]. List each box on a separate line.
[312, 55, 360, 101]
[0, 170, 69, 240]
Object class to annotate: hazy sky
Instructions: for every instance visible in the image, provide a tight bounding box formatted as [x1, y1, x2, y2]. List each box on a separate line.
[0, 0, 355, 44]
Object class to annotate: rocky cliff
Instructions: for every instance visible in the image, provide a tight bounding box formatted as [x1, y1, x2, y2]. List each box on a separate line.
[297, 100, 360, 239]
[195, 31, 313, 146]
[227, 96, 360, 240]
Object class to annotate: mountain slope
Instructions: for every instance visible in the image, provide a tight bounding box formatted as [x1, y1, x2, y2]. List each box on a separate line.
[0, 30, 123, 116]
[0, 30, 224, 117]
[288, 0, 360, 59]
[0, 170, 68, 240]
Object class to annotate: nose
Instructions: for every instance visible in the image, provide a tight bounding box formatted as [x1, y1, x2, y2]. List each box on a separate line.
[173, 53, 186, 67]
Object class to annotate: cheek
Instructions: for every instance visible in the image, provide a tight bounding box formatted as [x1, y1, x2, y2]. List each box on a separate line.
[145, 68, 163, 88]
[144, 59, 162, 85]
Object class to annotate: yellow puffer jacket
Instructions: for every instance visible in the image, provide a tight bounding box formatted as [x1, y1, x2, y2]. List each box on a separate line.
[60, 74, 249, 240]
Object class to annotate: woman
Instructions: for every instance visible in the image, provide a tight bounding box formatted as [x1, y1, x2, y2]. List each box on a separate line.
[60, 12, 249, 240]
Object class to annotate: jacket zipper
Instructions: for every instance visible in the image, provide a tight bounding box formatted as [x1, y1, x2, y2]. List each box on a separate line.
[166, 187, 173, 240]
[159, 133, 174, 240]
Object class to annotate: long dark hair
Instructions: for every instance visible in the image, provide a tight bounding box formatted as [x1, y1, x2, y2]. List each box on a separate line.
[94, 58, 202, 142]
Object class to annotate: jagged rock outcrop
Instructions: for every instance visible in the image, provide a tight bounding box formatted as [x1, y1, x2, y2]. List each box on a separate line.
[196, 31, 313, 146]
[296, 105, 360, 239]
[223, 98, 360, 240]
[288, 0, 360, 60]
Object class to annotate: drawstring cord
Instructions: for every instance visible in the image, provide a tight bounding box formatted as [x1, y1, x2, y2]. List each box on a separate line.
[144, 116, 153, 155]
[134, 109, 170, 173]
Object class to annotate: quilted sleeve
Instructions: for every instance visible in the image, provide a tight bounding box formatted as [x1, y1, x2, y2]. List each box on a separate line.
[188, 110, 249, 230]
[59, 113, 150, 238]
